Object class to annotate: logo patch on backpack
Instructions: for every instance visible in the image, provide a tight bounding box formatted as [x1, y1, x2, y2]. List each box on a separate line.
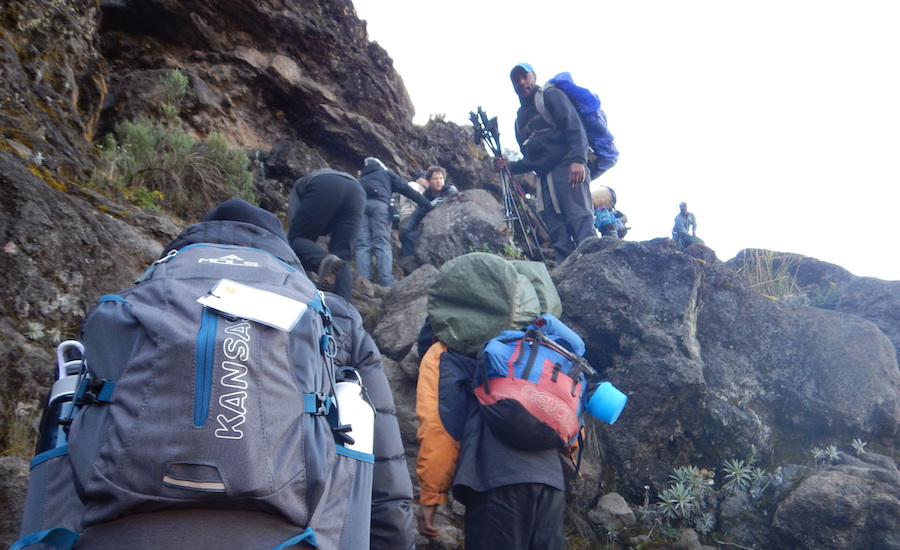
[198, 253, 260, 267]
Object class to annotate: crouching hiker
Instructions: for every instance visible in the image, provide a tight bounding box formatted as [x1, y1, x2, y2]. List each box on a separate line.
[399, 166, 457, 258]
[672, 201, 703, 248]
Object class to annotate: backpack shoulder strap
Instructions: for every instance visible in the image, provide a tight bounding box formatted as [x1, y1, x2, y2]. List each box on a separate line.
[517, 86, 557, 146]
[533, 86, 555, 127]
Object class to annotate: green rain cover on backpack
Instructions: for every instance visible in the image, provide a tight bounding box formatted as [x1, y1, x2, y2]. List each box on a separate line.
[509, 260, 562, 319]
[427, 253, 543, 357]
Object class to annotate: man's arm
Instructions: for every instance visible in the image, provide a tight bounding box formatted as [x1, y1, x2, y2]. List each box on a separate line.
[393, 172, 433, 210]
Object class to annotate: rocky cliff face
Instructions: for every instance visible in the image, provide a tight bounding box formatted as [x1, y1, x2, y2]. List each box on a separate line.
[2, 1, 900, 549]
[0, 0, 491, 404]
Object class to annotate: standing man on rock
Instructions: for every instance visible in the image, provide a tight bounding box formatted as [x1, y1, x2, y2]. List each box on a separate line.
[494, 62, 594, 264]
[288, 168, 365, 301]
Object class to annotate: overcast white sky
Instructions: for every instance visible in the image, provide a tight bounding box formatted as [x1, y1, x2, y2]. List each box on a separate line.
[352, 1, 900, 281]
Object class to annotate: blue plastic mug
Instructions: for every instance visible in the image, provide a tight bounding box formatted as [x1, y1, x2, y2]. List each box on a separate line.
[585, 381, 627, 424]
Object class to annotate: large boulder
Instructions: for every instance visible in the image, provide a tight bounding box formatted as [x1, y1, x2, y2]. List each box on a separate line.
[372, 265, 439, 450]
[771, 453, 900, 550]
[837, 277, 900, 364]
[554, 237, 900, 500]
[411, 189, 511, 268]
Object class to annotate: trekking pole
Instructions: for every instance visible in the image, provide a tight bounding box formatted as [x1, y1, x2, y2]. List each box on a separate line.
[470, 107, 546, 260]
[475, 108, 551, 248]
[470, 109, 526, 245]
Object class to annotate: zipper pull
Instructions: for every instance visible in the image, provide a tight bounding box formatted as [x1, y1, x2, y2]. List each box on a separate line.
[134, 249, 179, 284]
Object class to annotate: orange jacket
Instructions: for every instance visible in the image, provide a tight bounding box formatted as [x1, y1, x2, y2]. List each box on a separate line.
[415, 342, 459, 506]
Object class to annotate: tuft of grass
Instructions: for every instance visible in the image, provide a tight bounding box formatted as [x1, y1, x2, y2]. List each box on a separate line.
[808, 282, 840, 309]
[734, 250, 802, 300]
[657, 481, 696, 520]
[722, 458, 752, 495]
[811, 444, 841, 466]
[24, 321, 46, 341]
[0, 400, 40, 459]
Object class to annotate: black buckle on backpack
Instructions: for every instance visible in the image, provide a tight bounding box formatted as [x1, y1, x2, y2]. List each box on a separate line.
[75, 378, 113, 406]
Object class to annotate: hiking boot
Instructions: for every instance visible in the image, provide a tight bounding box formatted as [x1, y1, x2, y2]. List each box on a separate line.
[316, 254, 344, 293]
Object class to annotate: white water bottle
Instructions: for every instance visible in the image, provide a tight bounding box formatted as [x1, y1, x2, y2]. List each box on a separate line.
[333, 367, 375, 454]
[36, 341, 84, 453]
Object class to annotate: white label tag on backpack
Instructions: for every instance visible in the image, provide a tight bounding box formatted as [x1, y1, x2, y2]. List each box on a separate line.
[197, 278, 308, 332]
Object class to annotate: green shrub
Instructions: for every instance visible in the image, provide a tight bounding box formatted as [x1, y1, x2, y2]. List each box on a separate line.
[808, 282, 840, 309]
[90, 70, 257, 218]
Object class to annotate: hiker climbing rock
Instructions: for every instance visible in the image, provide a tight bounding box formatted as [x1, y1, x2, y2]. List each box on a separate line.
[415, 254, 570, 549]
[288, 168, 365, 301]
[356, 157, 431, 288]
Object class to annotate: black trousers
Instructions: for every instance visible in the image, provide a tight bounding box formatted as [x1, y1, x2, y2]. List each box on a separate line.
[463, 483, 566, 550]
[288, 174, 365, 301]
[540, 164, 594, 264]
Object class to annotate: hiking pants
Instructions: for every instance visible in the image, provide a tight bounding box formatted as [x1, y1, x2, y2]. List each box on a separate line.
[463, 483, 566, 550]
[288, 174, 365, 301]
[398, 208, 425, 258]
[539, 163, 595, 264]
[356, 199, 394, 287]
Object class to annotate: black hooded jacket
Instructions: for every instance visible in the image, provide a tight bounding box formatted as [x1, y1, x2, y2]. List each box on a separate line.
[359, 163, 432, 209]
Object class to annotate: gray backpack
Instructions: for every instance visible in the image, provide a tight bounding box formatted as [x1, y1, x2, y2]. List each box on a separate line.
[16, 243, 374, 550]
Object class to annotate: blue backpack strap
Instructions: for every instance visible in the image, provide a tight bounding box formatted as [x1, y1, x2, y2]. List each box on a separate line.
[9, 528, 78, 550]
[271, 527, 317, 549]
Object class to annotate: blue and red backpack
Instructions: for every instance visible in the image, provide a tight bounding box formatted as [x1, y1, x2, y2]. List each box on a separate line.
[475, 314, 596, 451]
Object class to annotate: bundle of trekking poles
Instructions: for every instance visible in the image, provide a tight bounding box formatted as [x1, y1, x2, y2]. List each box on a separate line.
[469, 106, 547, 261]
